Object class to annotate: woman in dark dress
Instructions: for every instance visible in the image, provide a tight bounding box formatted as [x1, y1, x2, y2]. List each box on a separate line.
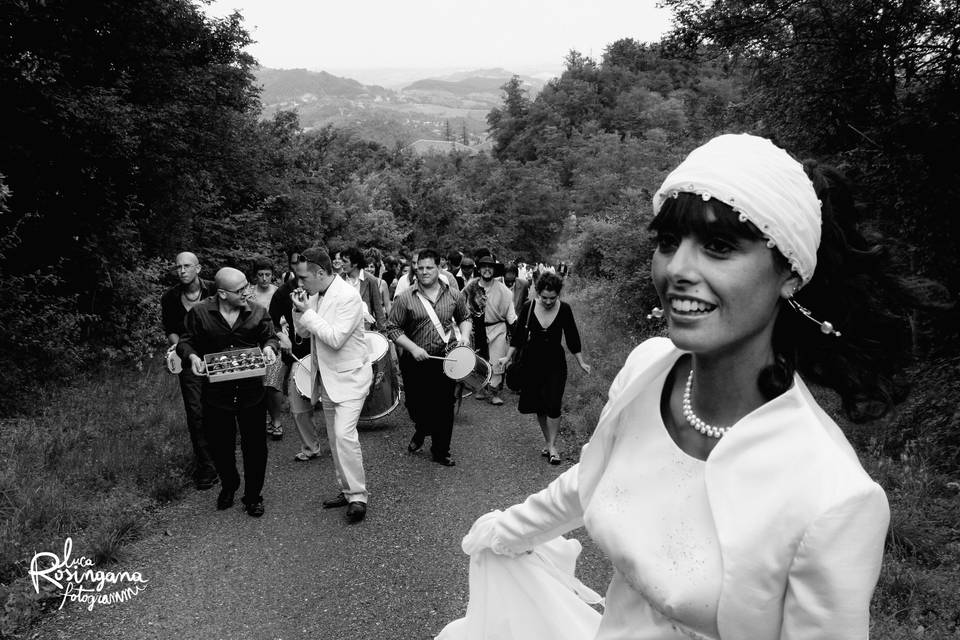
[502, 272, 591, 464]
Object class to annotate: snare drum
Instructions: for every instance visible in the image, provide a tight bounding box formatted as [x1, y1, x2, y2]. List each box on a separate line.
[443, 346, 492, 391]
[360, 331, 400, 421]
[292, 355, 314, 398]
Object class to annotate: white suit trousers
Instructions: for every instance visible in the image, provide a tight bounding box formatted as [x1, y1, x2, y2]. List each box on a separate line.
[316, 373, 368, 503]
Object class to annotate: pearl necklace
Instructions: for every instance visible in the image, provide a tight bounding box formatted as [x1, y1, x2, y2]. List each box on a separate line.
[682, 370, 730, 439]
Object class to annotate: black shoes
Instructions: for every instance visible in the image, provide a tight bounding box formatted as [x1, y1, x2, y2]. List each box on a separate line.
[346, 502, 367, 523]
[322, 493, 349, 509]
[196, 474, 219, 490]
[243, 498, 265, 518]
[323, 494, 366, 522]
[217, 490, 263, 516]
[407, 434, 424, 453]
[432, 455, 456, 467]
[216, 489, 235, 510]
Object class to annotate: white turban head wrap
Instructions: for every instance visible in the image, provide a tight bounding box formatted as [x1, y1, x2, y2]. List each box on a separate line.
[652, 134, 822, 287]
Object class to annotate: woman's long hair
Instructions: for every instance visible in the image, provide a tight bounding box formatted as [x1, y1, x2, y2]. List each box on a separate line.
[650, 164, 911, 421]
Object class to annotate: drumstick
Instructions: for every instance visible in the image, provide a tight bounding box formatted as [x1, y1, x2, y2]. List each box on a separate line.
[426, 355, 457, 362]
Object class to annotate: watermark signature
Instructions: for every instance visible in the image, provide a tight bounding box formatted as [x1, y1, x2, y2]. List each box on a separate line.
[29, 537, 148, 611]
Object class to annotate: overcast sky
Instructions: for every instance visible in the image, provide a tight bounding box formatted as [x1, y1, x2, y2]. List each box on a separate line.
[200, 0, 674, 75]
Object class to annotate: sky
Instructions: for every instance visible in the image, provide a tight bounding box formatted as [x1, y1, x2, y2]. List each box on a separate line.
[200, 0, 674, 78]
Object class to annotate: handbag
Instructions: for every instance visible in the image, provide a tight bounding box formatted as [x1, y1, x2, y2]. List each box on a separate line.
[505, 301, 534, 392]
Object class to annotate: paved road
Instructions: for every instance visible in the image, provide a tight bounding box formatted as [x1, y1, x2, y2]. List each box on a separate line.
[33, 389, 612, 640]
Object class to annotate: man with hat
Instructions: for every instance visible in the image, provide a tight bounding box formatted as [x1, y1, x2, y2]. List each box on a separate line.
[462, 254, 517, 405]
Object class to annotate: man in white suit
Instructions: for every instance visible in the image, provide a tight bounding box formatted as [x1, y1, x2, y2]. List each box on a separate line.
[291, 247, 372, 523]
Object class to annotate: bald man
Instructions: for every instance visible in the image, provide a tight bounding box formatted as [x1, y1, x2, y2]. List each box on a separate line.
[160, 251, 218, 489]
[177, 267, 280, 517]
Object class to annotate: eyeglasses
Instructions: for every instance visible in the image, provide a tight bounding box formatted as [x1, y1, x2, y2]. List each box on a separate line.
[219, 282, 249, 295]
[174, 264, 197, 272]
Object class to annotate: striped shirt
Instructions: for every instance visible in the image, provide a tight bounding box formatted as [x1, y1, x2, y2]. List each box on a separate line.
[386, 282, 469, 356]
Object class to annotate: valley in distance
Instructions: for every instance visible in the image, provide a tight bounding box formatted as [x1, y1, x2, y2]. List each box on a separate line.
[256, 65, 560, 151]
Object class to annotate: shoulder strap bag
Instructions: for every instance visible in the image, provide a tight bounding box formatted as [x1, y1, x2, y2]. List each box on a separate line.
[505, 301, 534, 392]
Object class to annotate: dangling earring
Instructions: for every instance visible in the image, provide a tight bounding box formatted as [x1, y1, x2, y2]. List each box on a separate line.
[646, 307, 664, 320]
[786, 297, 841, 337]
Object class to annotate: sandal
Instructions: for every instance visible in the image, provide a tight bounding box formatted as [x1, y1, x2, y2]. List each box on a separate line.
[548, 453, 561, 465]
[293, 451, 318, 462]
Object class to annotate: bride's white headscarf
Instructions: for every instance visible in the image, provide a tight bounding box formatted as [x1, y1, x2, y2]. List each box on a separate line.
[652, 134, 822, 288]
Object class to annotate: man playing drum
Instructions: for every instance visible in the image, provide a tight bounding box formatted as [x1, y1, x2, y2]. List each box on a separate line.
[292, 247, 372, 524]
[385, 249, 472, 467]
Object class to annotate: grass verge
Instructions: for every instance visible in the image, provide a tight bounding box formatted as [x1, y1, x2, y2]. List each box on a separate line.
[0, 360, 191, 636]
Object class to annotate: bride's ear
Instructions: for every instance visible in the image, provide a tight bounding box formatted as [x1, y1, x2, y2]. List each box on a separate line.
[780, 273, 801, 300]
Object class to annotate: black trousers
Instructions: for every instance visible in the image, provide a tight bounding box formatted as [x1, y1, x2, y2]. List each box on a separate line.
[203, 399, 267, 503]
[399, 353, 456, 459]
[178, 368, 216, 481]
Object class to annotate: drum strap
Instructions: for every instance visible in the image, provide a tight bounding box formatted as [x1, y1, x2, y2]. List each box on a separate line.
[415, 291, 451, 343]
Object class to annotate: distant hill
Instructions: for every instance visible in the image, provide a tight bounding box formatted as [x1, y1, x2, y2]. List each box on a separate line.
[253, 67, 544, 148]
[404, 76, 512, 95]
[257, 68, 390, 105]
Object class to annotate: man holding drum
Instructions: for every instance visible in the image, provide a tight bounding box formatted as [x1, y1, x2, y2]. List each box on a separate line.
[386, 248, 472, 467]
[292, 247, 372, 524]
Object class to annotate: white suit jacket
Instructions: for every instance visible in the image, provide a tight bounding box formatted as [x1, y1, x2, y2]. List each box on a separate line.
[293, 276, 371, 404]
[493, 338, 890, 640]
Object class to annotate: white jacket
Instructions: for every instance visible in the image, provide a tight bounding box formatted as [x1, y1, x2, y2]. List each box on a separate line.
[293, 276, 372, 404]
[492, 337, 889, 640]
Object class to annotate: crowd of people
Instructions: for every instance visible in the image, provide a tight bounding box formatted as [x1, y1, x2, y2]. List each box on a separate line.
[161, 132, 903, 638]
[162, 244, 585, 523]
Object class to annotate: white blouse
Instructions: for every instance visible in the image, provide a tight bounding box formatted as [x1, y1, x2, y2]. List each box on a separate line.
[489, 338, 889, 639]
[588, 371, 721, 640]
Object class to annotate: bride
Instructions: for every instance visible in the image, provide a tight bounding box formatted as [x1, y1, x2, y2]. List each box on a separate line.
[445, 134, 904, 639]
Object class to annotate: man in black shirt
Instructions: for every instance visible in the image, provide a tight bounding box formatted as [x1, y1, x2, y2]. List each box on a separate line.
[159, 251, 218, 489]
[178, 267, 280, 517]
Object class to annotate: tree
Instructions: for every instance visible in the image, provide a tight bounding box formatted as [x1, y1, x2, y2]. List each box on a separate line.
[663, 0, 960, 291]
[487, 76, 535, 161]
[0, 0, 266, 409]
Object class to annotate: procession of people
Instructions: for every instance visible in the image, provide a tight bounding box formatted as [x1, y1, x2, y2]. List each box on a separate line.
[164, 129, 897, 638]
[166, 241, 574, 522]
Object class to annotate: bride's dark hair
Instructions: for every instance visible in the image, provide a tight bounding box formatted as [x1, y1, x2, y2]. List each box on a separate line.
[650, 163, 911, 421]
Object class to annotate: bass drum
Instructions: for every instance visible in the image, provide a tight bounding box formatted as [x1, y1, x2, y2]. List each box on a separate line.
[360, 331, 400, 421]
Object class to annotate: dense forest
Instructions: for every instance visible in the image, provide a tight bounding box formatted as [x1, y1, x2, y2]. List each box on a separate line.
[2, 0, 958, 444]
